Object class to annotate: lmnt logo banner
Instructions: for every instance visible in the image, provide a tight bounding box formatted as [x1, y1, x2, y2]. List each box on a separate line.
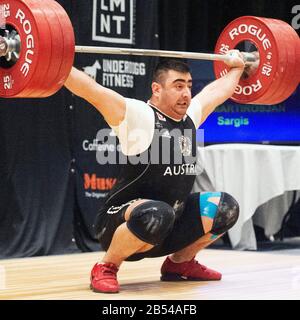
[92, 0, 135, 44]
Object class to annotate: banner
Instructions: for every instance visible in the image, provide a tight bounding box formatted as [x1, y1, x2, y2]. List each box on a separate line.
[69, 0, 160, 250]
[92, 0, 135, 44]
[0, 90, 77, 258]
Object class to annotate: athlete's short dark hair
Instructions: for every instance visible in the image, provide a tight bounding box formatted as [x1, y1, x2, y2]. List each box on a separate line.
[152, 59, 191, 84]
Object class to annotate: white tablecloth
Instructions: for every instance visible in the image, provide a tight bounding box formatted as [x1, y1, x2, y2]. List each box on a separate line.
[193, 144, 300, 250]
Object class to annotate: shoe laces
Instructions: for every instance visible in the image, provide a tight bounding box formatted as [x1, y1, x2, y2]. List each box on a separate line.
[101, 263, 118, 275]
[93, 263, 118, 279]
[191, 259, 207, 271]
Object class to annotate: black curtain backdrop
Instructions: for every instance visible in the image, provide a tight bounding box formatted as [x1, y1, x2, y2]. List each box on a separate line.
[158, 0, 299, 52]
[0, 0, 298, 258]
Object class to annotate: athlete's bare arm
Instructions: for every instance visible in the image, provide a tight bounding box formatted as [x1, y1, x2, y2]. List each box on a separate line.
[192, 51, 245, 125]
[64, 67, 126, 126]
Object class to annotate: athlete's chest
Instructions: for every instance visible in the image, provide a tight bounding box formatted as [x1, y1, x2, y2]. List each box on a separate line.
[151, 110, 196, 158]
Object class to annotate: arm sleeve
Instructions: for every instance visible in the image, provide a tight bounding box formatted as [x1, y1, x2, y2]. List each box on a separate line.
[110, 98, 155, 156]
[186, 97, 204, 129]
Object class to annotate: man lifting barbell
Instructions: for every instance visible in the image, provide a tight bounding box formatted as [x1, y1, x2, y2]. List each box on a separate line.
[64, 54, 243, 294]
[0, 0, 299, 294]
[0, 35, 245, 295]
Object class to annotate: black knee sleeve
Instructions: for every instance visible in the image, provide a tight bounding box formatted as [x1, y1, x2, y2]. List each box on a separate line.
[211, 192, 239, 235]
[127, 201, 175, 245]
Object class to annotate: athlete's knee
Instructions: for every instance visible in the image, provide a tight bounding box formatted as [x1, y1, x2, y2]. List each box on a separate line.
[211, 192, 239, 235]
[127, 200, 175, 245]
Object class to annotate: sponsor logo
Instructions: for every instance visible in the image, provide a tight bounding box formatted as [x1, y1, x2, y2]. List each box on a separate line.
[107, 199, 137, 214]
[83, 59, 146, 88]
[229, 24, 271, 51]
[156, 112, 166, 122]
[218, 23, 275, 98]
[84, 173, 117, 191]
[92, 0, 135, 44]
[83, 60, 101, 80]
[82, 138, 120, 152]
[178, 136, 192, 157]
[173, 200, 184, 212]
[16, 9, 35, 77]
[102, 59, 146, 88]
[161, 130, 171, 139]
[155, 121, 163, 129]
[234, 79, 263, 96]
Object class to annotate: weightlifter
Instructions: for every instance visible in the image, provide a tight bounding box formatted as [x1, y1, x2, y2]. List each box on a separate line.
[0, 31, 245, 292]
[64, 53, 245, 294]
[0, 30, 245, 292]
[0, 1, 297, 295]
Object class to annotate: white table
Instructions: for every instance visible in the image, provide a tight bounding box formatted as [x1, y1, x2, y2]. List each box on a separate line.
[192, 144, 300, 250]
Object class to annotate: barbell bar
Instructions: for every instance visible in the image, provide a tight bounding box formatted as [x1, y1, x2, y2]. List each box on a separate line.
[0, 36, 257, 66]
[0, 0, 299, 104]
[74, 45, 257, 65]
[0, 38, 258, 65]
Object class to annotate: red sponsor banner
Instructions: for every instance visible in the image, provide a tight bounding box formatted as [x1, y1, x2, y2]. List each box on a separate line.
[84, 173, 117, 191]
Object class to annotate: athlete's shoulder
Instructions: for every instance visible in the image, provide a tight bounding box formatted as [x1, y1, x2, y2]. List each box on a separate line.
[112, 98, 155, 156]
[186, 98, 203, 128]
[125, 98, 152, 111]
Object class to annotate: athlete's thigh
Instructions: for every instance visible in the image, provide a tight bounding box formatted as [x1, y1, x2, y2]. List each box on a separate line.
[95, 199, 141, 251]
[128, 193, 205, 260]
[157, 192, 206, 254]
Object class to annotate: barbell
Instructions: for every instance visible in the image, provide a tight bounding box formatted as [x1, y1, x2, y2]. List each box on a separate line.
[0, 0, 299, 105]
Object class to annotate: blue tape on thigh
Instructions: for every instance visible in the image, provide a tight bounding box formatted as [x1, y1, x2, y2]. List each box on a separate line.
[199, 192, 221, 219]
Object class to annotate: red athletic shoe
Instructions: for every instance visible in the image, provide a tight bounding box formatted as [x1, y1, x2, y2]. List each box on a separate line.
[160, 256, 222, 281]
[90, 262, 119, 293]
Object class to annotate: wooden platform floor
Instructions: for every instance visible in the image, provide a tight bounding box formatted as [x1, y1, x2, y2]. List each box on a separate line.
[0, 249, 299, 300]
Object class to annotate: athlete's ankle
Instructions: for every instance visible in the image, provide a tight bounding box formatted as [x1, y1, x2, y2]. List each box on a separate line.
[168, 254, 194, 264]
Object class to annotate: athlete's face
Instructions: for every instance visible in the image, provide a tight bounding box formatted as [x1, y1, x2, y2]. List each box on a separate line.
[153, 70, 192, 120]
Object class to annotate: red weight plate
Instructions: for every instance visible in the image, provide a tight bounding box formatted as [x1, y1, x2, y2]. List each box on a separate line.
[272, 20, 300, 103]
[27, 0, 65, 97]
[45, 0, 74, 96]
[261, 20, 299, 105]
[293, 30, 300, 86]
[261, 19, 297, 105]
[250, 18, 288, 105]
[214, 16, 285, 105]
[289, 26, 300, 87]
[0, 0, 52, 97]
[17, 0, 55, 97]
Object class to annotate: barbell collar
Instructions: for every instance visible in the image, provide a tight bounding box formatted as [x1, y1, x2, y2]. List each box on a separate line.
[0, 35, 8, 57]
[0, 34, 20, 60]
